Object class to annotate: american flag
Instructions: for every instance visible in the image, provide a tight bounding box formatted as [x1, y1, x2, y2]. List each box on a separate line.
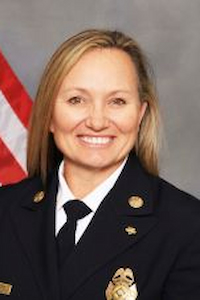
[0, 50, 33, 186]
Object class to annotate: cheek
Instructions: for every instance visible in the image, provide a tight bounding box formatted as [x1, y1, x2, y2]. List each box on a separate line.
[50, 115, 71, 135]
[50, 106, 77, 134]
[115, 113, 142, 134]
[122, 105, 147, 134]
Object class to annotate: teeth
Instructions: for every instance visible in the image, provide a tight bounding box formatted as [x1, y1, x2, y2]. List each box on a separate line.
[80, 136, 112, 144]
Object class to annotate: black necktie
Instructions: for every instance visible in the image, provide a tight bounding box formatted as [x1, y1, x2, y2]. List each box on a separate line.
[56, 200, 92, 266]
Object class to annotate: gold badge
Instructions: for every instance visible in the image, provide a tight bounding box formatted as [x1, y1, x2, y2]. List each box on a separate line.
[128, 196, 144, 209]
[106, 268, 138, 300]
[33, 191, 45, 203]
[0, 282, 12, 295]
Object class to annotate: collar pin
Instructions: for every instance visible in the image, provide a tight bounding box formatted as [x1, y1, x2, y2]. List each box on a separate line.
[128, 196, 144, 209]
[125, 226, 137, 235]
[33, 191, 45, 203]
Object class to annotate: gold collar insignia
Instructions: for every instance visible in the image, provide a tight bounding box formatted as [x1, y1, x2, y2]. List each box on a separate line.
[33, 191, 45, 203]
[0, 282, 12, 295]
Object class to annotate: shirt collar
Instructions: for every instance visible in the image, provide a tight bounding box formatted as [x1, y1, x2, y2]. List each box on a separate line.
[56, 158, 127, 214]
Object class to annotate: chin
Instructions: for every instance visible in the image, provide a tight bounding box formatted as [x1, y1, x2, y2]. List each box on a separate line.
[81, 158, 122, 172]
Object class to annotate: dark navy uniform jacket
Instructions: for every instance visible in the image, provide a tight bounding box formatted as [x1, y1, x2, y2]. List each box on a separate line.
[1, 153, 200, 300]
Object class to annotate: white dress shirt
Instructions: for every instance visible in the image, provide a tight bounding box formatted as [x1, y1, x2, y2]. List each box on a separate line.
[55, 158, 127, 243]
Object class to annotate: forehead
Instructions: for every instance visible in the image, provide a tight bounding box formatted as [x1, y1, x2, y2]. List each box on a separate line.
[71, 47, 136, 72]
[60, 48, 139, 91]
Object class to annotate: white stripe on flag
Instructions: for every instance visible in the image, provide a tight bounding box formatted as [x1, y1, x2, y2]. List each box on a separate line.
[0, 90, 27, 172]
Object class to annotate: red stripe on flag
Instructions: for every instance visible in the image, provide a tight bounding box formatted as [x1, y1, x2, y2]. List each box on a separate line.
[0, 137, 27, 185]
[0, 51, 32, 128]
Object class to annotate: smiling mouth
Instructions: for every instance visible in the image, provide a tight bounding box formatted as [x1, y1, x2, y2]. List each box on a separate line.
[79, 136, 114, 145]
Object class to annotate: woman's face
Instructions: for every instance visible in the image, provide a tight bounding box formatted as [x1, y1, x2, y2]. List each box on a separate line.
[50, 48, 147, 175]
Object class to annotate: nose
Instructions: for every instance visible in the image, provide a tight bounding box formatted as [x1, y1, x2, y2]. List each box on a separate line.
[85, 103, 109, 131]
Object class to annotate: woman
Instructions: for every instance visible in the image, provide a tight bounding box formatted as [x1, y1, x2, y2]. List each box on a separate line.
[0, 29, 200, 300]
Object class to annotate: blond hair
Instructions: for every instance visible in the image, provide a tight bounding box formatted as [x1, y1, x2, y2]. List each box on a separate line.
[27, 29, 160, 183]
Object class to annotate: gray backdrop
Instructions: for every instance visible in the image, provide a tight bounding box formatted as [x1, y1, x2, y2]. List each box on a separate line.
[0, 0, 199, 198]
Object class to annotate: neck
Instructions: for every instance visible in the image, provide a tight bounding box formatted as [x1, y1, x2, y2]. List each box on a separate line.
[63, 162, 122, 199]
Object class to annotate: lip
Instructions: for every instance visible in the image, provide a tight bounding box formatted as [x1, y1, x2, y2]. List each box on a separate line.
[77, 135, 115, 146]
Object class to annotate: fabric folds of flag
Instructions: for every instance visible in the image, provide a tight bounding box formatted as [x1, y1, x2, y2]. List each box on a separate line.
[0, 50, 33, 186]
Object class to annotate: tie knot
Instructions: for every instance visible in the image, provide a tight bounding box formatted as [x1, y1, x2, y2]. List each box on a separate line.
[63, 200, 92, 222]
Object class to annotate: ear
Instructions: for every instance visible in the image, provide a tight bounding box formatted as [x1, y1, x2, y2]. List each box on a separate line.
[138, 101, 148, 126]
[49, 121, 55, 133]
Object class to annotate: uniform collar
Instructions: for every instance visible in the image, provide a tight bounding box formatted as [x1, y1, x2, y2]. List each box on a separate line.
[56, 157, 128, 214]
[100, 152, 158, 217]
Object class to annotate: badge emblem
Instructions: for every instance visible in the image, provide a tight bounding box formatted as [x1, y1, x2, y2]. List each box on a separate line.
[106, 267, 138, 300]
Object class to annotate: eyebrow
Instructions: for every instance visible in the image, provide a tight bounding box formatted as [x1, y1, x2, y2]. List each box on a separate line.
[60, 87, 134, 96]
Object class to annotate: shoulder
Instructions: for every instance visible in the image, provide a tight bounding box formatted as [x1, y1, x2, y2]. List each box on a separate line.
[155, 175, 200, 236]
[125, 153, 200, 222]
[0, 176, 43, 208]
[157, 176, 200, 213]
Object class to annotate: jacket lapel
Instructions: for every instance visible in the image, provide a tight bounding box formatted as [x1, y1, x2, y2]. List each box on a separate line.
[10, 173, 59, 300]
[60, 153, 159, 299]
[9, 153, 159, 299]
